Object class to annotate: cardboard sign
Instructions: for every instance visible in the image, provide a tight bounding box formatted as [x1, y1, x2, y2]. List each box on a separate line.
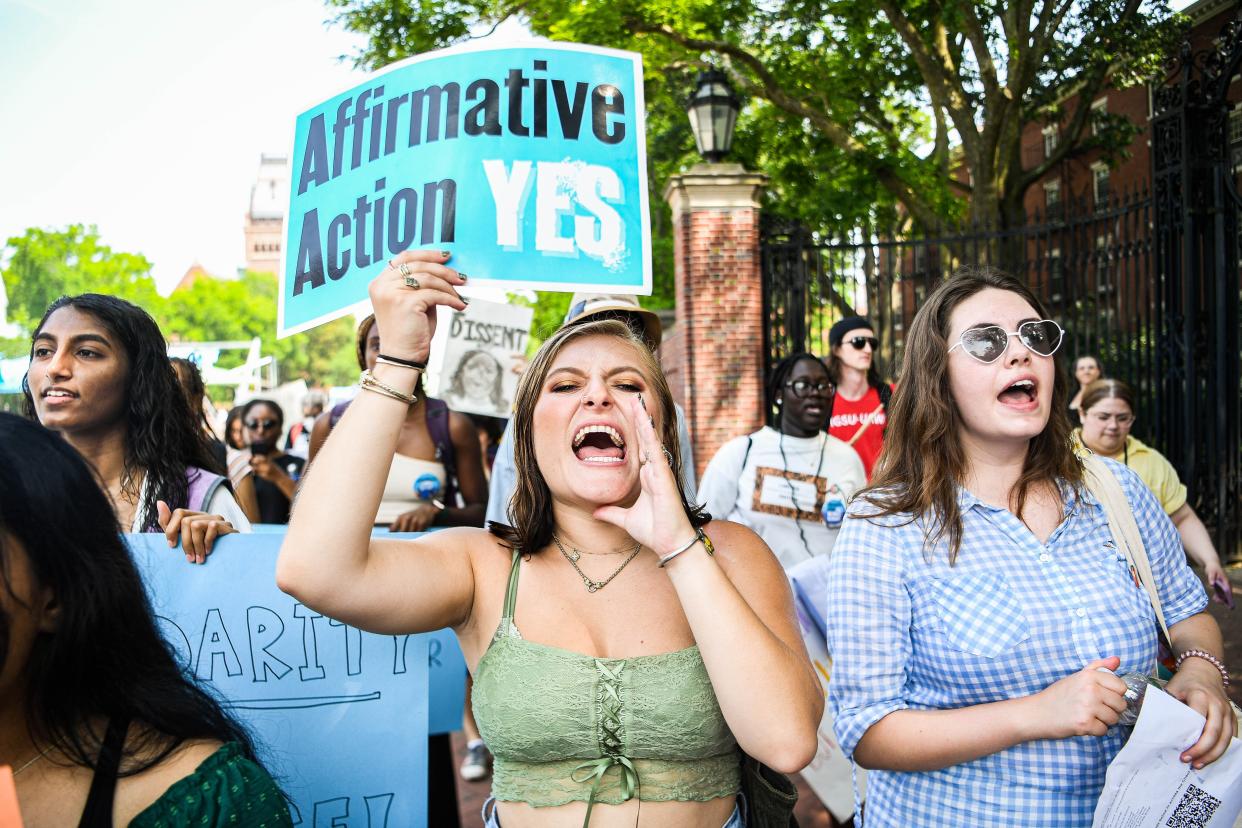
[280, 41, 650, 336]
[426, 298, 533, 418]
[127, 533, 430, 828]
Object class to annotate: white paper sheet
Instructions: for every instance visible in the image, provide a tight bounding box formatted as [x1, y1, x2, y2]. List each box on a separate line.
[1092, 685, 1242, 828]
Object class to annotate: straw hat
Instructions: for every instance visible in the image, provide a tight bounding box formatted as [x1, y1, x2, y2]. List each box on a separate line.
[563, 293, 662, 348]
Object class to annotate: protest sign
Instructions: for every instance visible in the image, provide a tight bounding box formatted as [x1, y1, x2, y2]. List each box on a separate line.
[426, 298, 533, 418]
[127, 533, 430, 828]
[280, 40, 650, 336]
[427, 628, 468, 735]
[787, 558, 865, 822]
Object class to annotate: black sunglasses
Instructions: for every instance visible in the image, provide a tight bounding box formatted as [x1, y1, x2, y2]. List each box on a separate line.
[245, 418, 279, 430]
[846, 336, 880, 351]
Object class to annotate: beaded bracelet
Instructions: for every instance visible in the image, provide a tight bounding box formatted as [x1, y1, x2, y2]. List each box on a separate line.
[1175, 649, 1231, 687]
[657, 528, 715, 568]
[359, 369, 417, 405]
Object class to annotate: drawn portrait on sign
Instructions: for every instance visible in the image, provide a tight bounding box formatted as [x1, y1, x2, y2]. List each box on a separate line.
[429, 298, 533, 419]
[445, 349, 506, 414]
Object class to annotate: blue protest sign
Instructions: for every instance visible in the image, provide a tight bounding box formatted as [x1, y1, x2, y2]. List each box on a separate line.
[427, 628, 468, 735]
[279, 40, 650, 336]
[126, 533, 429, 828]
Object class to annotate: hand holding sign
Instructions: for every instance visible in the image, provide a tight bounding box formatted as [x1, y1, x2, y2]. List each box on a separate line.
[369, 250, 468, 363]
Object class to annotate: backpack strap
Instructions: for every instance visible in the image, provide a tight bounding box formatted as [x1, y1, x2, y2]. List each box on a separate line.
[328, 400, 351, 429]
[1082, 455, 1171, 644]
[185, 467, 228, 514]
[877, 382, 892, 410]
[425, 398, 458, 506]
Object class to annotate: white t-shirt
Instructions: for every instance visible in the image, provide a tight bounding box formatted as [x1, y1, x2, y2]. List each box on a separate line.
[697, 427, 865, 569]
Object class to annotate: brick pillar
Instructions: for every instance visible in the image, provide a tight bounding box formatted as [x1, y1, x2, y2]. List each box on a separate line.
[662, 163, 768, 480]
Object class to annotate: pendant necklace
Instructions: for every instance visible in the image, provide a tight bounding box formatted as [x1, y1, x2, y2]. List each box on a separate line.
[553, 534, 642, 593]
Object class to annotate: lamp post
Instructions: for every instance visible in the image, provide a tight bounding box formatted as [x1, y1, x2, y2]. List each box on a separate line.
[686, 69, 740, 163]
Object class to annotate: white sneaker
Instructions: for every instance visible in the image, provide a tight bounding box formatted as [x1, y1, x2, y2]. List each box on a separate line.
[460, 741, 491, 782]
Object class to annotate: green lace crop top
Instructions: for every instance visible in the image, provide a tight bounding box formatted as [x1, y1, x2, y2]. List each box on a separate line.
[471, 551, 740, 824]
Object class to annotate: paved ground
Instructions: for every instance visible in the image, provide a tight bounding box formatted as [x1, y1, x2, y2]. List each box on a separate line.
[447, 565, 1242, 827]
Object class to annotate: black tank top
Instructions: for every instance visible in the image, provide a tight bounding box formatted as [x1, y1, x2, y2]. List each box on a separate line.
[77, 717, 129, 828]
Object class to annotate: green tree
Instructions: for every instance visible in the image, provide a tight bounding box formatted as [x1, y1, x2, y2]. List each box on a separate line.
[1, 225, 164, 331]
[162, 271, 360, 387]
[326, 0, 1181, 231]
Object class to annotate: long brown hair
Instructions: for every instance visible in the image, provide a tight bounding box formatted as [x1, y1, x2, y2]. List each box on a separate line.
[860, 266, 1082, 561]
[488, 319, 708, 555]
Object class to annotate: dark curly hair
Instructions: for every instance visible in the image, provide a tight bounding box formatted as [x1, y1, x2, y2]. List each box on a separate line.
[22, 294, 219, 531]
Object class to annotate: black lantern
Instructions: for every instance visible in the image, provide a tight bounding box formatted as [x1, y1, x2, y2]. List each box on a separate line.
[687, 69, 739, 163]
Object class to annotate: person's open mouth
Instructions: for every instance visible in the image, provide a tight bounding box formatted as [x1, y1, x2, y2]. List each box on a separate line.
[572, 423, 626, 465]
[997, 377, 1038, 411]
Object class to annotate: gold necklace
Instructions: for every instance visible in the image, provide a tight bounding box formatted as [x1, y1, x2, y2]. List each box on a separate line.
[553, 535, 642, 593]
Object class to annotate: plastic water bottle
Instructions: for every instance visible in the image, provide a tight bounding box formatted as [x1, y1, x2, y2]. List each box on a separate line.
[822, 487, 846, 529]
[1117, 672, 1163, 727]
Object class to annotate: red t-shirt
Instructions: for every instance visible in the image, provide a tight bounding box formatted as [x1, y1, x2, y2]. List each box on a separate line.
[828, 385, 892, 480]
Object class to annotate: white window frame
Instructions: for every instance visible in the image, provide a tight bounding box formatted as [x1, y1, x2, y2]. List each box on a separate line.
[1092, 162, 1110, 207]
[1042, 124, 1059, 158]
[1043, 179, 1061, 207]
[1091, 98, 1108, 136]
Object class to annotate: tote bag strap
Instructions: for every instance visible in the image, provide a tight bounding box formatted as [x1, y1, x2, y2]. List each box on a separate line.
[1082, 455, 1172, 645]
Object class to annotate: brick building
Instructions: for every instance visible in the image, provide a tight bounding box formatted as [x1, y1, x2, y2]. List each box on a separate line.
[243, 154, 288, 275]
[1023, 0, 1241, 224]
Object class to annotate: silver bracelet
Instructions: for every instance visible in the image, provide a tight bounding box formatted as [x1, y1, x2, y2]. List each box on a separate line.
[1175, 648, 1231, 687]
[657, 528, 715, 568]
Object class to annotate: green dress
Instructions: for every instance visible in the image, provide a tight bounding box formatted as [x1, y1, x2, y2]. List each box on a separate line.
[130, 742, 292, 828]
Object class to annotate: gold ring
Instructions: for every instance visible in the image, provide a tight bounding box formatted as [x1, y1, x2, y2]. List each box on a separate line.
[404, 274, 421, 290]
[396, 262, 412, 278]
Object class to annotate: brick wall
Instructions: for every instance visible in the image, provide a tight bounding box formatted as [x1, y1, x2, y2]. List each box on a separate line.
[662, 165, 768, 480]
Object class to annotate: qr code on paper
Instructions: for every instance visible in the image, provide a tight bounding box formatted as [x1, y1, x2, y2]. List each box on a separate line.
[1166, 783, 1222, 828]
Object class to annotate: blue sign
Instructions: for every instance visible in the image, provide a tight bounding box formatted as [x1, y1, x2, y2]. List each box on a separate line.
[126, 533, 432, 827]
[279, 41, 651, 336]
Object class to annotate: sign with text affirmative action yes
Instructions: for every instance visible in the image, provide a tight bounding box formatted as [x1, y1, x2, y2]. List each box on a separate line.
[127, 534, 431, 828]
[280, 41, 650, 337]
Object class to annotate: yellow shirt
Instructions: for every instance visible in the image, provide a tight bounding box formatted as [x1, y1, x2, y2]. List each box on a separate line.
[1072, 430, 1187, 515]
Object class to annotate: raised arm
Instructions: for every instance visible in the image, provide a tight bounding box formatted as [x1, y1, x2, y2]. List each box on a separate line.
[276, 251, 474, 635]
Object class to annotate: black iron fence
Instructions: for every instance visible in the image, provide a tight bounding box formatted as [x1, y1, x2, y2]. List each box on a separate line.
[761, 189, 1157, 396]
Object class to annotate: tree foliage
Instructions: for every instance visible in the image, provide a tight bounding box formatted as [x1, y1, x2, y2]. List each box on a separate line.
[326, 0, 1183, 231]
[0, 226, 359, 388]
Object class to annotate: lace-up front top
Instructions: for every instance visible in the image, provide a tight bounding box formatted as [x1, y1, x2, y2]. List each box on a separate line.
[472, 551, 740, 823]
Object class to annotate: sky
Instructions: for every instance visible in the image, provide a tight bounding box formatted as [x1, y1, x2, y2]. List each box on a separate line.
[0, 0, 373, 294]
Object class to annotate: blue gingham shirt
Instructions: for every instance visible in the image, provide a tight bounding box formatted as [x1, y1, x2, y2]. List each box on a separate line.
[825, 459, 1208, 827]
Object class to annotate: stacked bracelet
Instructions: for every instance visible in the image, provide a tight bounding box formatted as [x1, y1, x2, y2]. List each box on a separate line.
[359, 369, 418, 405]
[657, 528, 715, 568]
[376, 353, 427, 370]
[1175, 649, 1231, 687]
